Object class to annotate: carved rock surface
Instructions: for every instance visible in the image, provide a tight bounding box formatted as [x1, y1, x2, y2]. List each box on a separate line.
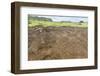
[28, 26, 88, 60]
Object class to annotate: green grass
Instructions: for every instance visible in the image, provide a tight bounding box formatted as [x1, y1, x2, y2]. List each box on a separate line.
[28, 20, 88, 28]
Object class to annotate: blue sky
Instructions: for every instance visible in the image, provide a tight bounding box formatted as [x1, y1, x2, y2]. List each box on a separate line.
[31, 15, 88, 22]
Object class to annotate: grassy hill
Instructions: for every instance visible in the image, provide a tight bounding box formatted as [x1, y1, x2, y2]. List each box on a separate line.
[28, 16, 88, 28]
[28, 20, 87, 28]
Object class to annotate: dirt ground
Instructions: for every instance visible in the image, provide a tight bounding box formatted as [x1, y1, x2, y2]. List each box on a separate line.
[28, 26, 88, 60]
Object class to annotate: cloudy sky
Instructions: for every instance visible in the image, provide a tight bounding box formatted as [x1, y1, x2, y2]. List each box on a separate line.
[31, 15, 88, 22]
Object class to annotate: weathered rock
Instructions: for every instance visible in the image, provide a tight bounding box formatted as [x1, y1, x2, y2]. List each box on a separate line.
[28, 26, 88, 60]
